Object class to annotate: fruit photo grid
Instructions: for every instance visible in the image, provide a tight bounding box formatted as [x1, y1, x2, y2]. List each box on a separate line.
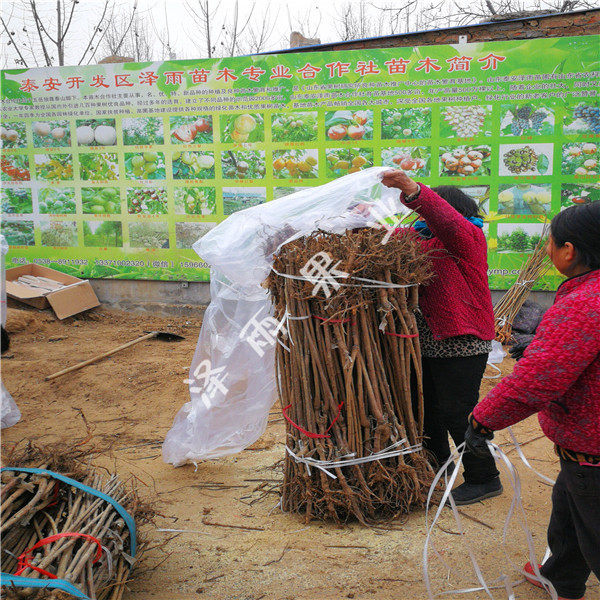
[1, 116, 213, 260]
[2, 101, 598, 265]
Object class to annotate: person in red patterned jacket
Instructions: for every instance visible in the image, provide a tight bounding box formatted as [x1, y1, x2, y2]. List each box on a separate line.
[466, 201, 600, 600]
[381, 170, 500, 505]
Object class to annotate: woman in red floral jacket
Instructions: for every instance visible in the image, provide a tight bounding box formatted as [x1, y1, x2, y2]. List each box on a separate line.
[467, 201, 600, 600]
[381, 170, 500, 505]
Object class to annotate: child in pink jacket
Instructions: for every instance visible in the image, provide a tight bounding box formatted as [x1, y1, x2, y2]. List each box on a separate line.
[466, 201, 600, 600]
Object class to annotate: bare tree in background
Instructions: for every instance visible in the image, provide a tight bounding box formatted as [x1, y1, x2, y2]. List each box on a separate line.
[366, 0, 599, 37]
[185, 0, 217, 58]
[101, 3, 152, 62]
[336, 1, 385, 40]
[337, 0, 450, 39]
[449, 0, 600, 24]
[184, 0, 275, 58]
[245, 4, 281, 54]
[286, 2, 323, 41]
[315, 0, 454, 42]
[220, 0, 255, 56]
[0, 0, 133, 67]
[374, 0, 449, 33]
[149, 2, 178, 60]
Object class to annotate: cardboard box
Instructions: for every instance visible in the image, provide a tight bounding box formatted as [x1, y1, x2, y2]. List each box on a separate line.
[5, 264, 100, 319]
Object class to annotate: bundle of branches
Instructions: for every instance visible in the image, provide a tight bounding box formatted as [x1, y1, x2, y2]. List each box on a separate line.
[1, 442, 153, 600]
[494, 225, 550, 344]
[265, 227, 435, 524]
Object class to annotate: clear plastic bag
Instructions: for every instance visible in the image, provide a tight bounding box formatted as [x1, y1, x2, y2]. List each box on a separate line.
[488, 340, 506, 364]
[483, 340, 507, 380]
[1, 384, 21, 429]
[163, 168, 409, 465]
[162, 272, 276, 464]
[195, 167, 405, 288]
[1, 234, 21, 429]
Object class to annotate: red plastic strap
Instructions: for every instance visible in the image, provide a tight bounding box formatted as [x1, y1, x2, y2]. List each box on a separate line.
[282, 402, 344, 439]
[46, 482, 60, 508]
[312, 315, 355, 325]
[383, 331, 419, 338]
[15, 533, 103, 578]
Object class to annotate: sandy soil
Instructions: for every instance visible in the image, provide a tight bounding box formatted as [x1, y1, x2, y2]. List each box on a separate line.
[2, 304, 597, 600]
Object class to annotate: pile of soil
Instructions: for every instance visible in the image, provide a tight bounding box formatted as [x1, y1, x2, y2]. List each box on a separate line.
[2, 304, 594, 600]
[4, 308, 46, 333]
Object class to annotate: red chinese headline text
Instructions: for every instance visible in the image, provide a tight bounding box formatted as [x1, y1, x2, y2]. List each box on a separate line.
[17, 54, 507, 93]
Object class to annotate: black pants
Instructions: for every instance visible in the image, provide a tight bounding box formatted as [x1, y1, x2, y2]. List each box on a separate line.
[418, 354, 499, 484]
[540, 459, 600, 599]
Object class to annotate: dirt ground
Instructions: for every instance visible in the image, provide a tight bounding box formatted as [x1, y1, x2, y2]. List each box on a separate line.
[2, 304, 598, 600]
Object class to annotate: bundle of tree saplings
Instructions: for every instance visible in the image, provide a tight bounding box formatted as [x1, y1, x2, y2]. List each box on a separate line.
[266, 227, 436, 524]
[1, 443, 152, 600]
[494, 225, 550, 344]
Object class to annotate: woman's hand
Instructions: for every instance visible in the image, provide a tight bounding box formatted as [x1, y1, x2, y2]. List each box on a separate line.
[464, 414, 494, 457]
[381, 169, 419, 197]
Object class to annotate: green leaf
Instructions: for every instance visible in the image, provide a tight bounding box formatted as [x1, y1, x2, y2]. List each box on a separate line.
[537, 154, 549, 175]
[325, 115, 352, 128]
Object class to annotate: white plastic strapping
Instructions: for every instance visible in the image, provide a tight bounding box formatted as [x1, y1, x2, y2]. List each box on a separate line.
[162, 168, 410, 466]
[286, 438, 423, 480]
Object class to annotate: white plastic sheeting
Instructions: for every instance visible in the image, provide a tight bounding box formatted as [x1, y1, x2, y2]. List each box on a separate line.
[162, 273, 276, 463]
[1, 234, 21, 429]
[0, 386, 20, 429]
[162, 167, 409, 466]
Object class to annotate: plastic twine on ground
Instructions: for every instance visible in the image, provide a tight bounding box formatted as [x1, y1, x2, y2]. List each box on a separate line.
[423, 430, 558, 600]
[488, 436, 557, 599]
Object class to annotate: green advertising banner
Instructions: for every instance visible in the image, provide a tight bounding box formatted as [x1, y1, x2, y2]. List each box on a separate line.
[1, 34, 598, 288]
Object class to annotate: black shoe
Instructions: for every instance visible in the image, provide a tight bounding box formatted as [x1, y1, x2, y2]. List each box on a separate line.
[450, 477, 503, 506]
